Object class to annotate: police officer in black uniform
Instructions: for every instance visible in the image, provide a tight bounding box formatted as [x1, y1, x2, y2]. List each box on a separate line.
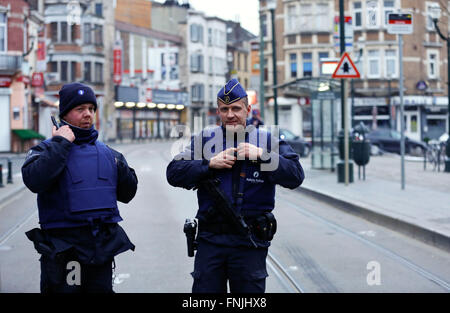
[22, 82, 138, 293]
[166, 79, 304, 293]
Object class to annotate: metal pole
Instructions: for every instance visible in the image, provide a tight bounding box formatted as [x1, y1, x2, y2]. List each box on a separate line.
[339, 0, 345, 130]
[446, 38, 450, 172]
[351, 79, 354, 128]
[0, 164, 4, 188]
[344, 79, 349, 185]
[270, 8, 278, 125]
[399, 34, 405, 189]
[259, 9, 265, 120]
[388, 78, 393, 129]
[7, 159, 12, 184]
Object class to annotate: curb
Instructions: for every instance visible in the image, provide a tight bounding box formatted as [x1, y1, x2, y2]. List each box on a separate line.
[297, 185, 450, 254]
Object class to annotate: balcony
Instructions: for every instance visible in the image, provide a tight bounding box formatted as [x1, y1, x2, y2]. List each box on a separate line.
[0, 55, 22, 75]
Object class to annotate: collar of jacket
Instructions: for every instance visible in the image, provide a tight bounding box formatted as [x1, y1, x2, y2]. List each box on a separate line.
[60, 120, 98, 145]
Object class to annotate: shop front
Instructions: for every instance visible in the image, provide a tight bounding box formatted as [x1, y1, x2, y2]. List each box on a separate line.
[115, 86, 188, 140]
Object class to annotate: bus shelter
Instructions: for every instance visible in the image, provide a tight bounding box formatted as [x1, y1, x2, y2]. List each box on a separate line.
[275, 77, 341, 170]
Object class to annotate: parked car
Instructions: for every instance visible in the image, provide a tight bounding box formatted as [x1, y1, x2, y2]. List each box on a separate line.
[365, 128, 427, 156]
[279, 128, 311, 157]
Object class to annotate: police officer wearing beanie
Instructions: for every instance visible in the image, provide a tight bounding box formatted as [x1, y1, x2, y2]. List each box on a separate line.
[22, 82, 138, 293]
[166, 79, 304, 293]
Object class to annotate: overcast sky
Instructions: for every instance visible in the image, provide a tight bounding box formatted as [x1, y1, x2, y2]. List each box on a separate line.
[153, 0, 260, 35]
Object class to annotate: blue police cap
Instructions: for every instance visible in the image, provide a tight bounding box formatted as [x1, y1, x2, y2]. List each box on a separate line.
[217, 79, 247, 105]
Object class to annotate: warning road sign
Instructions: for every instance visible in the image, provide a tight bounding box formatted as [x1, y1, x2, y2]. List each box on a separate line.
[332, 52, 360, 79]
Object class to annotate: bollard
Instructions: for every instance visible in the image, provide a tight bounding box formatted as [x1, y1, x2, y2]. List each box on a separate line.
[0, 164, 4, 188]
[7, 159, 12, 184]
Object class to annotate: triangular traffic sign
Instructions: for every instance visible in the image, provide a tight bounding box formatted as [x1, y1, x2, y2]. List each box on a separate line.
[332, 52, 360, 79]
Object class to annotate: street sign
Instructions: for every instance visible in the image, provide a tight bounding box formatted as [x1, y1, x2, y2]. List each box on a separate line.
[387, 13, 413, 34]
[333, 16, 353, 53]
[332, 52, 360, 79]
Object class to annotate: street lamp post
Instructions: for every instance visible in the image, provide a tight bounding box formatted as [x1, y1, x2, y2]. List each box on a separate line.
[268, 0, 278, 125]
[432, 15, 450, 172]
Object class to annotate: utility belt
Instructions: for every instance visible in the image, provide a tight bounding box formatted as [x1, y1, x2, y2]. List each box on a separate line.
[199, 212, 277, 242]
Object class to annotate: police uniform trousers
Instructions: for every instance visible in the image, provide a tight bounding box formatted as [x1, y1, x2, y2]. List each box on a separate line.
[40, 252, 114, 293]
[26, 222, 134, 294]
[191, 239, 268, 293]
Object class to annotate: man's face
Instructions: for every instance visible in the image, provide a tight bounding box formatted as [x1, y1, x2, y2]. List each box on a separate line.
[63, 103, 95, 129]
[217, 98, 250, 131]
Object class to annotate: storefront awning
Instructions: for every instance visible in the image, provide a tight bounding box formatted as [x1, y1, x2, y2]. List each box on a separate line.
[12, 129, 45, 140]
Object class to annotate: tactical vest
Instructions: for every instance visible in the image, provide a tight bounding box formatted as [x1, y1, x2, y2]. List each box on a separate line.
[197, 126, 276, 219]
[38, 140, 122, 229]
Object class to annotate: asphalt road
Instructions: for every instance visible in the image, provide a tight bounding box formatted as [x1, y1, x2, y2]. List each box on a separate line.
[0, 141, 448, 293]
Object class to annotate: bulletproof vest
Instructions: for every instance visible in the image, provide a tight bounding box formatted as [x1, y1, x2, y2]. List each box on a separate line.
[197, 126, 276, 219]
[37, 140, 122, 229]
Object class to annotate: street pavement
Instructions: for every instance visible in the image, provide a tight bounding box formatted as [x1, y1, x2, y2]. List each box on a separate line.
[0, 142, 449, 293]
[298, 152, 450, 253]
[1, 146, 449, 254]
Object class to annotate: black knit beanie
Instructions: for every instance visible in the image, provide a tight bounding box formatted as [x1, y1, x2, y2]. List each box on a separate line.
[58, 82, 97, 118]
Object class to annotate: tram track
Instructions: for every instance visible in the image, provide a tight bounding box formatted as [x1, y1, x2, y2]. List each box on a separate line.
[277, 192, 450, 292]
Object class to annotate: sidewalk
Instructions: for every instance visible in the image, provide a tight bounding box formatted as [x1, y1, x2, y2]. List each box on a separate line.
[298, 153, 450, 253]
[0, 153, 26, 206]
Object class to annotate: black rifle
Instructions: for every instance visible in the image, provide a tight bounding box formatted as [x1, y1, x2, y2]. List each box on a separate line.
[198, 178, 257, 248]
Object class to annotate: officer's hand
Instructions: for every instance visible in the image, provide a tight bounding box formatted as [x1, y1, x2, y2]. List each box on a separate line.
[237, 143, 263, 160]
[52, 125, 75, 143]
[209, 148, 237, 169]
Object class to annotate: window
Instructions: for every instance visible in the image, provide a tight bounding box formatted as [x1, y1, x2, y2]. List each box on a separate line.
[385, 49, 397, 78]
[208, 28, 212, 46]
[209, 56, 213, 73]
[366, 0, 380, 28]
[287, 4, 297, 32]
[71, 24, 77, 42]
[95, 62, 103, 82]
[237, 53, 241, 71]
[49, 61, 57, 72]
[299, 4, 313, 31]
[302, 52, 312, 77]
[83, 23, 91, 44]
[13, 107, 20, 120]
[353, 2, 362, 27]
[383, 0, 395, 27]
[289, 53, 297, 78]
[95, 3, 103, 17]
[190, 54, 204, 73]
[318, 52, 329, 60]
[61, 61, 68, 81]
[368, 50, 380, 77]
[428, 51, 439, 78]
[264, 58, 268, 81]
[84, 61, 91, 82]
[190, 24, 203, 43]
[71, 61, 77, 81]
[94, 25, 103, 45]
[317, 3, 330, 31]
[61, 22, 68, 42]
[191, 84, 204, 102]
[51, 22, 58, 42]
[0, 13, 6, 52]
[261, 15, 267, 37]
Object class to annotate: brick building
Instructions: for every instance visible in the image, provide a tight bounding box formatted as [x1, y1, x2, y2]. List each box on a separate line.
[260, 0, 449, 142]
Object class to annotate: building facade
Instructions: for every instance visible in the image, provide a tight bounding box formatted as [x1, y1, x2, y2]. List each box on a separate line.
[260, 0, 449, 142]
[114, 0, 188, 140]
[0, 0, 46, 152]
